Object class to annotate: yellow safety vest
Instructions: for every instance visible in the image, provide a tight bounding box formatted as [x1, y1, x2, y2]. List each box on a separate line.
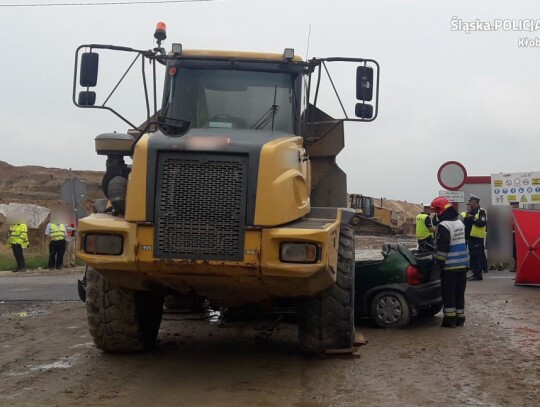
[7, 224, 29, 248]
[416, 213, 432, 240]
[470, 209, 487, 239]
[460, 211, 466, 219]
[50, 224, 66, 241]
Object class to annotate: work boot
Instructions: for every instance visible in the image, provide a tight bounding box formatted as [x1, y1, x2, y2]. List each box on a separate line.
[468, 275, 483, 281]
[456, 317, 466, 327]
[441, 316, 457, 328]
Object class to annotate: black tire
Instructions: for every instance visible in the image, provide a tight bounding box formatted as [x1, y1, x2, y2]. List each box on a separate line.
[418, 303, 443, 318]
[86, 268, 164, 353]
[370, 290, 411, 328]
[298, 225, 355, 352]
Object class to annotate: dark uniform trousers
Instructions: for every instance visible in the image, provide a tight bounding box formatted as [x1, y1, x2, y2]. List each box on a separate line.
[469, 236, 487, 277]
[441, 269, 467, 315]
[11, 244, 25, 270]
[48, 240, 66, 269]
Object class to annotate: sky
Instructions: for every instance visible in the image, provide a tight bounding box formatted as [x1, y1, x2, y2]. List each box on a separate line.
[0, 0, 539, 204]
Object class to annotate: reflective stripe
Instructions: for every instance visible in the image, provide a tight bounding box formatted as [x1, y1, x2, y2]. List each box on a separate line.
[439, 220, 469, 270]
[50, 224, 66, 241]
[445, 243, 469, 266]
[416, 214, 432, 240]
[443, 308, 457, 317]
[434, 251, 447, 261]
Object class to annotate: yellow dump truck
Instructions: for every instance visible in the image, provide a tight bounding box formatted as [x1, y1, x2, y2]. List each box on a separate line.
[73, 23, 379, 353]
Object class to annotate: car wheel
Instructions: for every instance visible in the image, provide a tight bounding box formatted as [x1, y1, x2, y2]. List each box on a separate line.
[418, 303, 443, 317]
[370, 291, 411, 328]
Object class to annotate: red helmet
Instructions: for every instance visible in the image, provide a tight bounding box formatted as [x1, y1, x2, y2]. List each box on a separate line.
[431, 197, 452, 216]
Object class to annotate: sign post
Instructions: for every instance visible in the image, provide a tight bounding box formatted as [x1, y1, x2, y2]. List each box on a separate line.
[60, 171, 87, 221]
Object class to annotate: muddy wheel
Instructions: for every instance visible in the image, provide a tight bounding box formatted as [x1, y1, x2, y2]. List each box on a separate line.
[298, 225, 355, 352]
[370, 291, 411, 328]
[86, 268, 164, 353]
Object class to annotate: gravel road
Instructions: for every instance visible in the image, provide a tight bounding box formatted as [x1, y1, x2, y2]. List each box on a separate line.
[1, 267, 538, 406]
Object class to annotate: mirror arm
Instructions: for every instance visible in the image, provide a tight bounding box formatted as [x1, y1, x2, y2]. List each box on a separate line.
[102, 53, 141, 107]
[153, 59, 158, 118]
[313, 62, 322, 107]
[322, 61, 348, 119]
[141, 56, 151, 122]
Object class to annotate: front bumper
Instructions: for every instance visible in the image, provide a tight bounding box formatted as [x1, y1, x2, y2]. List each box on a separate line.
[76, 213, 342, 306]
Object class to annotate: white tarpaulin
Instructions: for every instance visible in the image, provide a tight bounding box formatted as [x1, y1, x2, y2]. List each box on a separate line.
[0, 203, 50, 229]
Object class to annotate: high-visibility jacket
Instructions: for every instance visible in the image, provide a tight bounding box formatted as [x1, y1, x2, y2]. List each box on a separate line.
[460, 211, 466, 219]
[50, 224, 66, 241]
[434, 220, 469, 271]
[470, 208, 487, 239]
[7, 224, 29, 248]
[416, 213, 432, 240]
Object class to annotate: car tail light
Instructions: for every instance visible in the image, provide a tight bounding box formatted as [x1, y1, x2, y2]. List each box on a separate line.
[406, 265, 422, 285]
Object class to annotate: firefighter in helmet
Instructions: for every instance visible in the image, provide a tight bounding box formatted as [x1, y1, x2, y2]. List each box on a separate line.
[431, 197, 470, 328]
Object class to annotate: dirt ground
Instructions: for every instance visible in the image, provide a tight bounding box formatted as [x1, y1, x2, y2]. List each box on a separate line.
[1, 269, 539, 407]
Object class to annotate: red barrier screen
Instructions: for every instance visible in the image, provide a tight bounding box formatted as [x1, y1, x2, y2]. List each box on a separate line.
[514, 209, 540, 285]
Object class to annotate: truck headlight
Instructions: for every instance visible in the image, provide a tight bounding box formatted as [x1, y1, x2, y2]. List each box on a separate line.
[280, 242, 320, 263]
[83, 233, 123, 255]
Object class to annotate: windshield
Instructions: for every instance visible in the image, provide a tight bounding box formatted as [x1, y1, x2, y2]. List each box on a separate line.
[162, 68, 298, 133]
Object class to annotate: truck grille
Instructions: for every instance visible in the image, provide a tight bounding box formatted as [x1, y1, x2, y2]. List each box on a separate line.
[154, 152, 248, 260]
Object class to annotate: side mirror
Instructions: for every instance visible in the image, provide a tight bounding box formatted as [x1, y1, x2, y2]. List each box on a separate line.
[80, 52, 99, 87]
[78, 91, 96, 106]
[355, 103, 373, 119]
[356, 66, 373, 102]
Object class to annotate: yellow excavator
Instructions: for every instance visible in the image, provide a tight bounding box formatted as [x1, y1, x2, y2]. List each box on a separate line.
[349, 194, 395, 235]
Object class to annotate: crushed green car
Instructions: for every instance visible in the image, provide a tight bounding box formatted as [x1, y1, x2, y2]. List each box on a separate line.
[355, 244, 442, 328]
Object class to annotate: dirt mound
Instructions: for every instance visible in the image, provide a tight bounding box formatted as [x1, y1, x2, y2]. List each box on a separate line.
[0, 160, 103, 209]
[0, 161, 104, 248]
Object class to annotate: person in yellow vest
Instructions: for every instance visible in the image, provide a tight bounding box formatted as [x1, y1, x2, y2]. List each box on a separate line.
[45, 215, 76, 270]
[6, 219, 29, 272]
[463, 195, 487, 281]
[416, 205, 436, 251]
